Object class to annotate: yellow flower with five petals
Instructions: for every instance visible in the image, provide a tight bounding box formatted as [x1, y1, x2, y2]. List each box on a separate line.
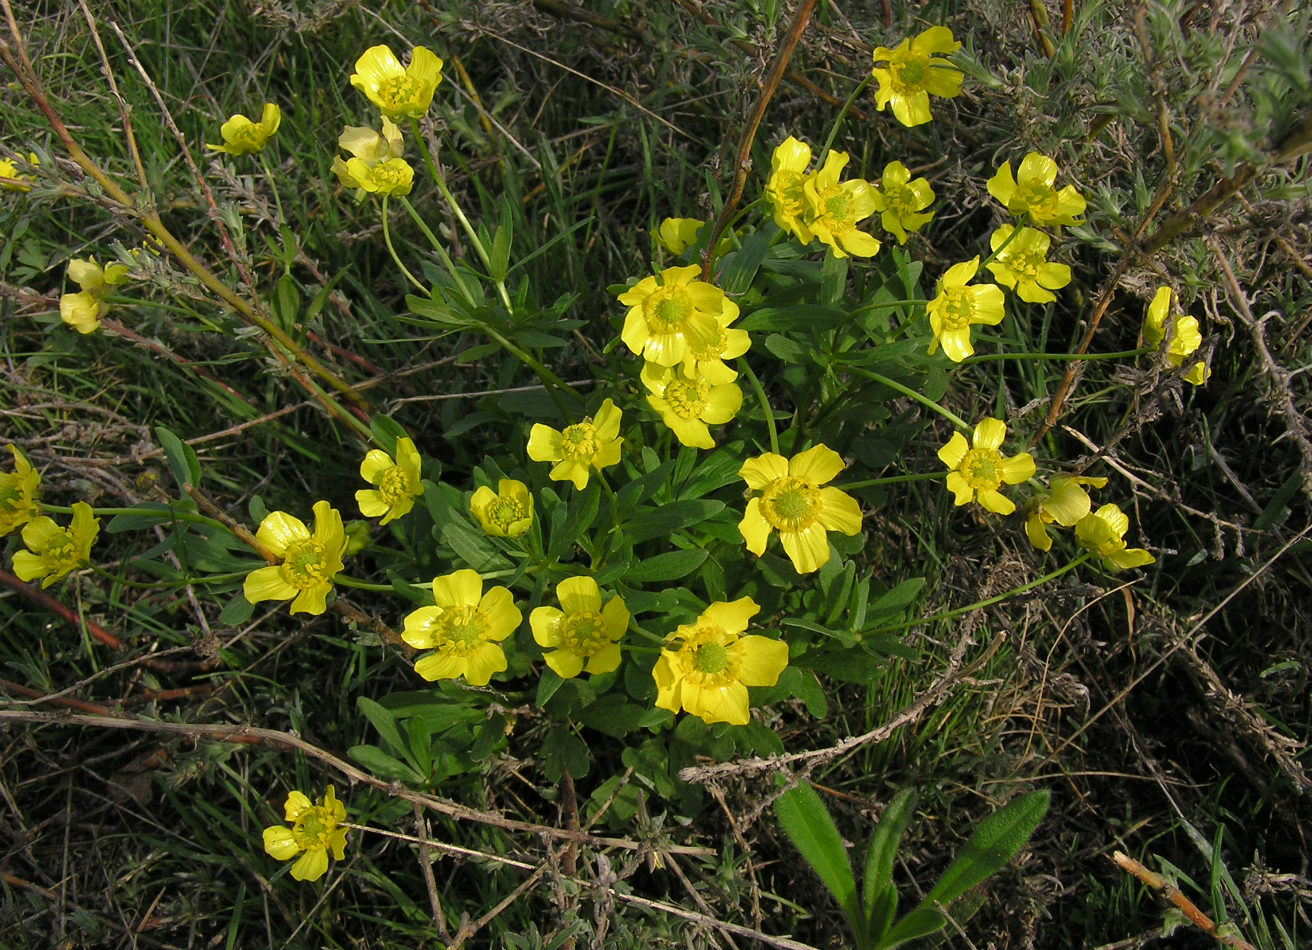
[987, 152, 1086, 226]
[871, 160, 935, 244]
[1145, 286, 1208, 385]
[617, 265, 738, 367]
[470, 478, 534, 538]
[801, 151, 881, 258]
[738, 444, 863, 574]
[350, 45, 444, 119]
[985, 225, 1071, 304]
[938, 419, 1035, 515]
[206, 103, 281, 156]
[356, 437, 422, 525]
[243, 500, 347, 615]
[926, 257, 1005, 362]
[0, 444, 41, 536]
[641, 363, 742, 450]
[262, 785, 348, 883]
[871, 26, 964, 128]
[1075, 504, 1155, 570]
[11, 501, 98, 588]
[1024, 475, 1107, 552]
[653, 597, 788, 726]
[401, 569, 521, 685]
[530, 576, 629, 679]
[59, 257, 130, 334]
[764, 136, 814, 241]
[527, 399, 623, 490]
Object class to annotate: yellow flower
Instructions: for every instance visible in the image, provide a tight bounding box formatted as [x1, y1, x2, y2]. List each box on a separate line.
[987, 152, 1086, 226]
[356, 437, 422, 525]
[765, 136, 815, 241]
[653, 217, 705, 254]
[871, 160, 935, 244]
[401, 569, 521, 685]
[470, 479, 534, 538]
[801, 151, 881, 258]
[11, 501, 99, 588]
[617, 264, 738, 367]
[339, 155, 414, 197]
[527, 399, 624, 490]
[58, 257, 131, 334]
[206, 103, 281, 156]
[652, 597, 788, 726]
[331, 118, 409, 197]
[985, 225, 1071, 304]
[871, 26, 964, 128]
[1024, 475, 1107, 552]
[530, 576, 629, 678]
[1145, 286, 1208, 385]
[641, 363, 742, 450]
[738, 444, 863, 574]
[243, 500, 347, 615]
[926, 257, 1005, 362]
[0, 444, 41, 536]
[350, 45, 444, 119]
[0, 151, 38, 191]
[938, 419, 1035, 515]
[680, 323, 751, 385]
[59, 290, 106, 334]
[262, 785, 348, 883]
[1075, 503, 1155, 570]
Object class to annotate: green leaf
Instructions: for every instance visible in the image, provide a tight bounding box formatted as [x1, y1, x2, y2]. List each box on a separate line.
[625, 499, 725, 545]
[865, 578, 926, 618]
[624, 547, 707, 582]
[441, 517, 511, 573]
[155, 426, 201, 490]
[358, 696, 406, 756]
[875, 907, 945, 950]
[921, 790, 1050, 911]
[347, 744, 425, 785]
[545, 482, 601, 562]
[542, 725, 590, 782]
[774, 781, 863, 937]
[717, 225, 774, 294]
[862, 789, 918, 942]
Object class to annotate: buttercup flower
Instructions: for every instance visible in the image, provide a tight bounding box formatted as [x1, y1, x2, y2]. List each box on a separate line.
[738, 444, 863, 574]
[680, 323, 751, 385]
[0, 444, 41, 536]
[641, 363, 742, 450]
[350, 45, 444, 119]
[59, 290, 106, 334]
[530, 576, 629, 678]
[262, 786, 348, 883]
[1075, 503, 1156, 570]
[0, 151, 38, 191]
[331, 118, 406, 196]
[653, 597, 788, 726]
[938, 419, 1036, 515]
[765, 136, 814, 240]
[926, 257, 1005, 362]
[470, 478, 534, 538]
[871, 160, 935, 244]
[528, 399, 623, 490]
[1024, 475, 1107, 552]
[206, 103, 281, 156]
[871, 26, 964, 127]
[801, 151, 881, 258]
[985, 225, 1071, 304]
[356, 437, 422, 525]
[11, 501, 99, 588]
[617, 265, 738, 367]
[401, 569, 521, 685]
[59, 257, 131, 334]
[653, 217, 704, 255]
[1145, 286, 1208, 385]
[987, 152, 1086, 226]
[243, 500, 347, 615]
[339, 155, 414, 197]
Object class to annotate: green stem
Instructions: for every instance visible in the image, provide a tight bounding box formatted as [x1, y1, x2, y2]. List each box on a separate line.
[39, 502, 227, 532]
[396, 195, 478, 308]
[257, 152, 286, 233]
[741, 360, 780, 455]
[335, 575, 408, 593]
[960, 348, 1153, 364]
[380, 196, 427, 294]
[978, 221, 1022, 269]
[819, 75, 871, 159]
[628, 622, 668, 647]
[845, 367, 971, 430]
[858, 552, 1094, 638]
[840, 470, 948, 491]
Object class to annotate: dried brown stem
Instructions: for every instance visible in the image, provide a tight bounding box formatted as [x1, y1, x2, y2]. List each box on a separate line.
[1111, 851, 1257, 950]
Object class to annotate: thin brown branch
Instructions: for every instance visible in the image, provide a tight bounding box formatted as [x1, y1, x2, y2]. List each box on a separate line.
[1111, 851, 1257, 950]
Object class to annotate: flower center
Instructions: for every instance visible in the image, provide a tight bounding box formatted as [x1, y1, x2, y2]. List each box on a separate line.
[1018, 182, 1058, 216]
[559, 421, 600, 461]
[379, 75, 422, 110]
[489, 496, 525, 530]
[693, 639, 729, 675]
[1003, 247, 1043, 280]
[822, 190, 852, 226]
[42, 533, 78, 571]
[435, 605, 487, 654]
[378, 466, 412, 504]
[940, 288, 974, 330]
[561, 610, 608, 656]
[281, 538, 332, 590]
[761, 477, 822, 532]
[648, 287, 692, 332]
[665, 377, 708, 419]
[688, 327, 728, 361]
[770, 171, 808, 213]
[896, 55, 928, 89]
[292, 809, 332, 850]
[959, 448, 1003, 490]
[373, 160, 409, 188]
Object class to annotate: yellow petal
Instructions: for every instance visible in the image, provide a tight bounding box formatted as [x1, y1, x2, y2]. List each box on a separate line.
[738, 498, 772, 555]
[290, 849, 329, 882]
[262, 826, 301, 861]
[556, 576, 602, 614]
[433, 569, 482, 609]
[781, 523, 832, 573]
[243, 564, 296, 604]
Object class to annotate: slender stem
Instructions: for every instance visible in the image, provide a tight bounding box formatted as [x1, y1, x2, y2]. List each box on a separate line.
[818, 74, 871, 160]
[39, 502, 228, 533]
[380, 196, 427, 293]
[859, 552, 1094, 638]
[961, 348, 1152, 364]
[396, 195, 478, 308]
[257, 151, 286, 231]
[840, 470, 947, 491]
[845, 367, 971, 430]
[335, 575, 411, 593]
[628, 622, 668, 647]
[740, 360, 779, 455]
[978, 221, 1022, 269]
